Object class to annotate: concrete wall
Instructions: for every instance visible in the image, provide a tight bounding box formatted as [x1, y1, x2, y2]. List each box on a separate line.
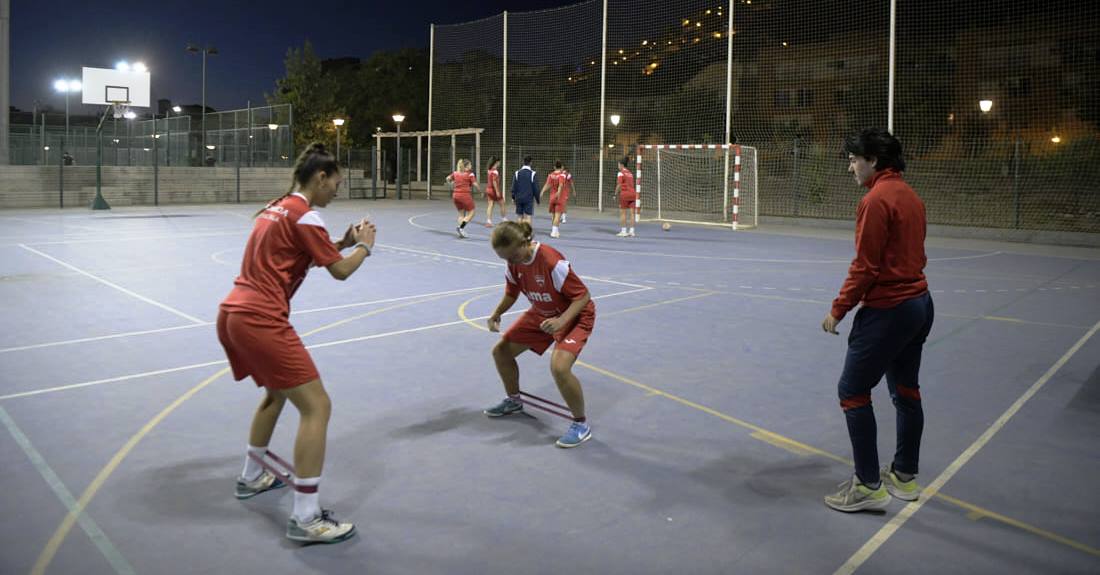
[0, 166, 296, 208]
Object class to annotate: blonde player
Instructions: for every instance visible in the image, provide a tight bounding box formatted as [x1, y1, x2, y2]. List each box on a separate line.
[446, 159, 480, 238]
[483, 221, 596, 448]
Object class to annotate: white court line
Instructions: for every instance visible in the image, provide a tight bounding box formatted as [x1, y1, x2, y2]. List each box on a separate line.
[210, 247, 239, 265]
[0, 284, 505, 354]
[0, 323, 210, 354]
[407, 212, 438, 231]
[17, 229, 245, 247]
[19, 244, 206, 325]
[303, 285, 651, 350]
[833, 316, 1100, 575]
[292, 283, 502, 315]
[378, 242, 649, 289]
[0, 215, 105, 232]
[0, 285, 652, 401]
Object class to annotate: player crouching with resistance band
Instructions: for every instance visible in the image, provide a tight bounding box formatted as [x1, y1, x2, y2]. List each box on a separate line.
[482, 221, 596, 447]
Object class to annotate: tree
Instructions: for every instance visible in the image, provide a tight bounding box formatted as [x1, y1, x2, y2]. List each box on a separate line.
[268, 43, 429, 157]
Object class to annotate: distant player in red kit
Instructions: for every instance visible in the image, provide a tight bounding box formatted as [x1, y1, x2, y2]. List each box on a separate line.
[446, 158, 479, 238]
[484, 156, 507, 227]
[616, 156, 636, 237]
[217, 142, 374, 544]
[558, 163, 573, 225]
[482, 221, 595, 448]
[540, 160, 569, 238]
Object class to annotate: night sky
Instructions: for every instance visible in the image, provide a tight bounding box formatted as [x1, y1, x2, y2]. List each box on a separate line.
[11, 0, 568, 115]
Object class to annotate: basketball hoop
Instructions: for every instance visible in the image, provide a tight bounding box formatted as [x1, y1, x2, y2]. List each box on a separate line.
[110, 101, 131, 120]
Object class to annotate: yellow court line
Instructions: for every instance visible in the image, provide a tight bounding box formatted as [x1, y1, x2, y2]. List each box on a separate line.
[30, 293, 471, 575]
[599, 291, 719, 318]
[32, 367, 229, 575]
[454, 294, 1100, 560]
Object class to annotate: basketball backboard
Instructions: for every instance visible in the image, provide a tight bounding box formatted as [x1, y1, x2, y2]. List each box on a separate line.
[81, 67, 150, 107]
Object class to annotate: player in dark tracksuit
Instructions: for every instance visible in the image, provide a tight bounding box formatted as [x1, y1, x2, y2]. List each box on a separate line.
[822, 128, 934, 513]
[511, 156, 540, 226]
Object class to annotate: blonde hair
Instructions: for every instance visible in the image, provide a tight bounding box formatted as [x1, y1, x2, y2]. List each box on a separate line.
[456, 158, 472, 172]
[491, 221, 533, 250]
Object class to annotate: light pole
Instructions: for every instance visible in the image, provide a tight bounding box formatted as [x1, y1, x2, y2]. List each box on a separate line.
[53, 78, 82, 157]
[392, 114, 405, 199]
[333, 118, 345, 160]
[268, 123, 278, 167]
[186, 44, 218, 160]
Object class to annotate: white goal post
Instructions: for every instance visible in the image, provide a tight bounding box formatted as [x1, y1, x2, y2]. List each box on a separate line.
[635, 144, 758, 230]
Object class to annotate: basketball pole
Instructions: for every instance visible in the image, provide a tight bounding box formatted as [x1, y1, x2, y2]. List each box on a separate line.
[91, 104, 115, 210]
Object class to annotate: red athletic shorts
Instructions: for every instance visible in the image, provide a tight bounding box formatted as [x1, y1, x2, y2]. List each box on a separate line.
[619, 192, 637, 210]
[503, 308, 595, 356]
[453, 193, 475, 212]
[217, 309, 319, 389]
[548, 193, 566, 214]
[485, 189, 502, 202]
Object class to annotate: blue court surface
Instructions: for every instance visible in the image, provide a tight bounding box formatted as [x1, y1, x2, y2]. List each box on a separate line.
[1, 200, 1098, 575]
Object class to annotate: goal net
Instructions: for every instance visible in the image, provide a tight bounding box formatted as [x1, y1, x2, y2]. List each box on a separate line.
[636, 144, 758, 230]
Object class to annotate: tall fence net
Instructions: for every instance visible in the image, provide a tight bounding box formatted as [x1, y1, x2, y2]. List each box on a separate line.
[429, 0, 1099, 233]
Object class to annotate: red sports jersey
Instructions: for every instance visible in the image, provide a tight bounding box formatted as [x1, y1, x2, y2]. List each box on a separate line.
[486, 168, 499, 194]
[560, 171, 573, 199]
[451, 171, 477, 195]
[617, 167, 635, 197]
[220, 193, 343, 321]
[546, 170, 564, 194]
[504, 243, 594, 318]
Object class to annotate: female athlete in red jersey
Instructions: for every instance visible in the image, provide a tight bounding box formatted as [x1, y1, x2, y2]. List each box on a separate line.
[217, 142, 374, 544]
[446, 159, 480, 238]
[484, 156, 507, 227]
[482, 221, 595, 448]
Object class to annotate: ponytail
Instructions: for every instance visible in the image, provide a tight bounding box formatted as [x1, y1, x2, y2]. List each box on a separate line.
[254, 142, 338, 217]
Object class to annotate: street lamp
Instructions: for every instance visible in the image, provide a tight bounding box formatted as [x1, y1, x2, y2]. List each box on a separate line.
[186, 43, 218, 159]
[609, 114, 623, 157]
[979, 100, 993, 113]
[53, 79, 82, 157]
[172, 105, 182, 113]
[333, 118, 345, 160]
[268, 123, 278, 166]
[393, 114, 405, 199]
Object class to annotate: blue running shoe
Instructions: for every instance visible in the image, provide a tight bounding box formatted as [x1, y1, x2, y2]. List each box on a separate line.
[484, 396, 524, 417]
[555, 421, 592, 448]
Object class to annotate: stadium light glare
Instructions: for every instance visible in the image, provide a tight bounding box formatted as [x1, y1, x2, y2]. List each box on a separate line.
[172, 105, 182, 113]
[268, 124, 279, 131]
[332, 118, 345, 126]
[610, 114, 621, 126]
[979, 99, 993, 113]
[132, 62, 148, 73]
[115, 61, 130, 72]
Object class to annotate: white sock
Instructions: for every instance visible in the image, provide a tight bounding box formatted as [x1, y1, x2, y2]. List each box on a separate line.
[620, 227, 627, 233]
[552, 226, 559, 234]
[241, 445, 266, 481]
[292, 476, 321, 523]
[628, 227, 635, 234]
